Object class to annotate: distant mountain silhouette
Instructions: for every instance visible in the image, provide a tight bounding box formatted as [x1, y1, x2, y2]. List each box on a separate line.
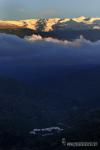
[0, 28, 100, 42]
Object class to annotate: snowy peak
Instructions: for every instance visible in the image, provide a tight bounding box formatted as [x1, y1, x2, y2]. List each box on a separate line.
[0, 17, 100, 31]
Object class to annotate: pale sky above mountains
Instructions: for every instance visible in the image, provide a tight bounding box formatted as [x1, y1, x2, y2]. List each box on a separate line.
[0, 0, 100, 20]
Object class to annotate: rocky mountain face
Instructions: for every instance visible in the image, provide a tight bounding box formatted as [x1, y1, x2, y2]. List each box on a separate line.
[0, 16, 100, 31]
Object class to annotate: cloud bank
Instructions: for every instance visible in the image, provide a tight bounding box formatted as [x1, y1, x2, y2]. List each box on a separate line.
[0, 33, 100, 83]
[0, 33, 100, 64]
[25, 34, 91, 47]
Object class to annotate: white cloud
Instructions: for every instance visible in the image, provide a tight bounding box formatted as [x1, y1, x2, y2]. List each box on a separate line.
[25, 34, 90, 47]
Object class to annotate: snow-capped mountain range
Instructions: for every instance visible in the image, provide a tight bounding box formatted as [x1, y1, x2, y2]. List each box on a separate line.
[0, 16, 100, 31]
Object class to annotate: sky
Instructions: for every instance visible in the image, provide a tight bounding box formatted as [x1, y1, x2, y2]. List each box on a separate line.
[0, 0, 100, 20]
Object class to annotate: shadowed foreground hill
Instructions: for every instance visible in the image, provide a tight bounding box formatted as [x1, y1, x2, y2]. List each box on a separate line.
[1, 66, 100, 131]
[0, 77, 41, 133]
[0, 66, 100, 149]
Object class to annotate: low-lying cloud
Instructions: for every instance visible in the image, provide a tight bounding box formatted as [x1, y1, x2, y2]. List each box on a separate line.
[0, 33, 100, 65]
[0, 33, 100, 82]
[25, 34, 91, 47]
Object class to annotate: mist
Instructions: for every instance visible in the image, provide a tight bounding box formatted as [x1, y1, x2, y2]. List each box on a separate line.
[0, 33, 100, 84]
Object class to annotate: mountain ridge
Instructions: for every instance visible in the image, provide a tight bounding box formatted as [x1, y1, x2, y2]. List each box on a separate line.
[0, 16, 100, 31]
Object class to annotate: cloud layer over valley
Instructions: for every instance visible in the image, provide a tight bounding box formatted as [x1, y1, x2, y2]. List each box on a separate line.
[0, 33, 100, 84]
[25, 34, 90, 47]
